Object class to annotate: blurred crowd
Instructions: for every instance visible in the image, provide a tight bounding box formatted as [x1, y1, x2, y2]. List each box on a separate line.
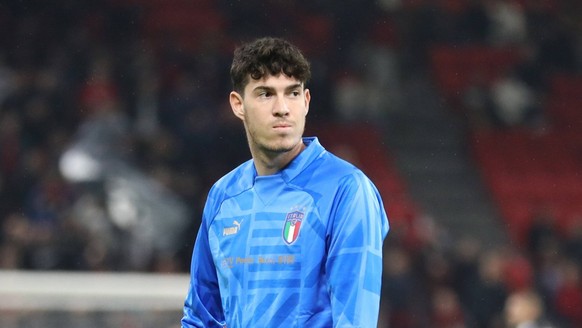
[382, 208, 582, 327]
[1, 0, 582, 327]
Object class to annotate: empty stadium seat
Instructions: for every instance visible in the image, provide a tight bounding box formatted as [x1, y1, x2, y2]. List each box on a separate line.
[470, 107, 582, 246]
[309, 123, 421, 227]
[430, 45, 523, 105]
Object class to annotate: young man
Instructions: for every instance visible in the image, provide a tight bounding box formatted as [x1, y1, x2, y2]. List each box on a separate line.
[182, 37, 389, 328]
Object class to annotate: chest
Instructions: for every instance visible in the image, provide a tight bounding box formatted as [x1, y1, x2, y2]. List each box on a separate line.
[208, 186, 326, 280]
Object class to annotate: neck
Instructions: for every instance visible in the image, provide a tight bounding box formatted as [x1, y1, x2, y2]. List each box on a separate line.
[252, 142, 306, 176]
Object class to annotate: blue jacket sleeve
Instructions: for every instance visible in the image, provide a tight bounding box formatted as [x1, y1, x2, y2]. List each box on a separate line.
[326, 172, 389, 327]
[182, 193, 226, 328]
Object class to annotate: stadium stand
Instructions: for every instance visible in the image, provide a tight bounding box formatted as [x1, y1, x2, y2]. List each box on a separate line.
[430, 44, 524, 106]
[309, 123, 421, 245]
[469, 73, 582, 247]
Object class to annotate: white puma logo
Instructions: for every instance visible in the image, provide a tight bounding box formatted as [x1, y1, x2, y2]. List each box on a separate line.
[223, 219, 244, 236]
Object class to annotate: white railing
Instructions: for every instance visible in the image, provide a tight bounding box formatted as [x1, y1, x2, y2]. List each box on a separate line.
[0, 270, 189, 311]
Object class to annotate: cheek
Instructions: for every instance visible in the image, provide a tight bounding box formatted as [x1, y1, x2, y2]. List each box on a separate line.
[243, 110, 264, 131]
[300, 106, 309, 119]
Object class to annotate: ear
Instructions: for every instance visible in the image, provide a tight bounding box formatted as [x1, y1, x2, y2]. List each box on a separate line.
[229, 91, 245, 121]
[304, 88, 311, 116]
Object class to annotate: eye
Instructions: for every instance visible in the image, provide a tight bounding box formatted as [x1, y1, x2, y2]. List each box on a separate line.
[258, 91, 272, 98]
[290, 90, 301, 97]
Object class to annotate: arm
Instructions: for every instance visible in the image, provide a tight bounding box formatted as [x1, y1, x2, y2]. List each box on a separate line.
[326, 172, 389, 327]
[182, 195, 226, 327]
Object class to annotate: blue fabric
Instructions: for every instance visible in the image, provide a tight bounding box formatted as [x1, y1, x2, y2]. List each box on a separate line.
[182, 137, 389, 328]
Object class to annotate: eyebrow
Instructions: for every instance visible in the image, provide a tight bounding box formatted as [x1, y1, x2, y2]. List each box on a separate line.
[285, 83, 303, 91]
[252, 83, 303, 93]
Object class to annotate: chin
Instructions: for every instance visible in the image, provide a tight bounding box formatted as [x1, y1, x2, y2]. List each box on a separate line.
[265, 144, 295, 154]
[264, 137, 302, 153]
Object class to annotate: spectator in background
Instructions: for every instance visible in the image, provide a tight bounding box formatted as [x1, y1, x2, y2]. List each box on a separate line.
[0, 56, 15, 105]
[380, 246, 422, 328]
[564, 219, 582, 267]
[332, 71, 369, 122]
[534, 241, 564, 322]
[490, 70, 542, 128]
[456, 0, 491, 44]
[527, 207, 560, 266]
[78, 53, 120, 118]
[430, 286, 467, 328]
[486, 0, 528, 46]
[348, 15, 403, 117]
[0, 112, 22, 192]
[504, 251, 534, 293]
[536, 12, 579, 74]
[462, 71, 495, 129]
[505, 289, 556, 328]
[451, 236, 482, 309]
[553, 260, 582, 327]
[466, 248, 509, 328]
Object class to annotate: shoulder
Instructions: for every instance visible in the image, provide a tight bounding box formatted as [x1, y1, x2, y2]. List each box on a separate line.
[317, 150, 383, 200]
[209, 159, 254, 200]
[316, 151, 370, 183]
[201, 160, 254, 226]
[295, 149, 373, 195]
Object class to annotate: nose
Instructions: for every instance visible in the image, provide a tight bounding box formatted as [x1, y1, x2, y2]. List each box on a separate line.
[273, 96, 290, 116]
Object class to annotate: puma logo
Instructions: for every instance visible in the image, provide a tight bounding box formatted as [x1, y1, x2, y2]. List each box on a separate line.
[223, 219, 243, 236]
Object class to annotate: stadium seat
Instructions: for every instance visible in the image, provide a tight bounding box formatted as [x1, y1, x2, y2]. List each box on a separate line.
[470, 122, 582, 247]
[430, 45, 523, 109]
[141, 0, 226, 54]
[311, 123, 420, 227]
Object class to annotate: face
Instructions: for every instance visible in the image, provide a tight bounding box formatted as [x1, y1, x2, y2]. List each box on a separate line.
[230, 73, 310, 157]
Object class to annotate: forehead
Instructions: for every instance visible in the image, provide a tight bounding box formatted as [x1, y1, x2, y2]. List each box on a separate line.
[244, 73, 303, 91]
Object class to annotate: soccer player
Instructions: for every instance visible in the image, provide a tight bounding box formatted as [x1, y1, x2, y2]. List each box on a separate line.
[182, 37, 390, 328]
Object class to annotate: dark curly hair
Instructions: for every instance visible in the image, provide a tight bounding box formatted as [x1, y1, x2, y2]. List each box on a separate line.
[230, 37, 311, 94]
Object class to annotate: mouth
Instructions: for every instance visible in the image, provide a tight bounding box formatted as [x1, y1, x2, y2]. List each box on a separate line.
[273, 122, 292, 129]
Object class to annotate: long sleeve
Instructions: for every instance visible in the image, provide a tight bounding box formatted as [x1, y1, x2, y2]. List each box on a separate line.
[182, 200, 226, 328]
[326, 172, 389, 327]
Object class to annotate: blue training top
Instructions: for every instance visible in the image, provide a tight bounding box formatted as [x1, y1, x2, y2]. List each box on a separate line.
[182, 137, 389, 328]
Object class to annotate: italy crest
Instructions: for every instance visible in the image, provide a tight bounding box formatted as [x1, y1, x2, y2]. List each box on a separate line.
[283, 209, 304, 245]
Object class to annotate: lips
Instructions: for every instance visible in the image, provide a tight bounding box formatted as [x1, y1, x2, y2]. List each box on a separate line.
[273, 122, 292, 129]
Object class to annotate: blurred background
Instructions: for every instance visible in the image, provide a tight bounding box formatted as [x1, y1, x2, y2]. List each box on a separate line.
[0, 0, 581, 327]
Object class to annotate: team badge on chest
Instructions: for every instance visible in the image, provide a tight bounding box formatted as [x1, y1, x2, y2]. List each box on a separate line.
[283, 208, 304, 245]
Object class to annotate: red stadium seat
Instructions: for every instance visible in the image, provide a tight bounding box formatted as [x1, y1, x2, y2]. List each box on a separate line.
[430, 45, 523, 106]
[470, 123, 582, 247]
[140, 0, 226, 54]
[310, 123, 421, 229]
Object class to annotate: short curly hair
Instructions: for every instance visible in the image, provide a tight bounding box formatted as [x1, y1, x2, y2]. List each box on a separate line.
[230, 37, 311, 94]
